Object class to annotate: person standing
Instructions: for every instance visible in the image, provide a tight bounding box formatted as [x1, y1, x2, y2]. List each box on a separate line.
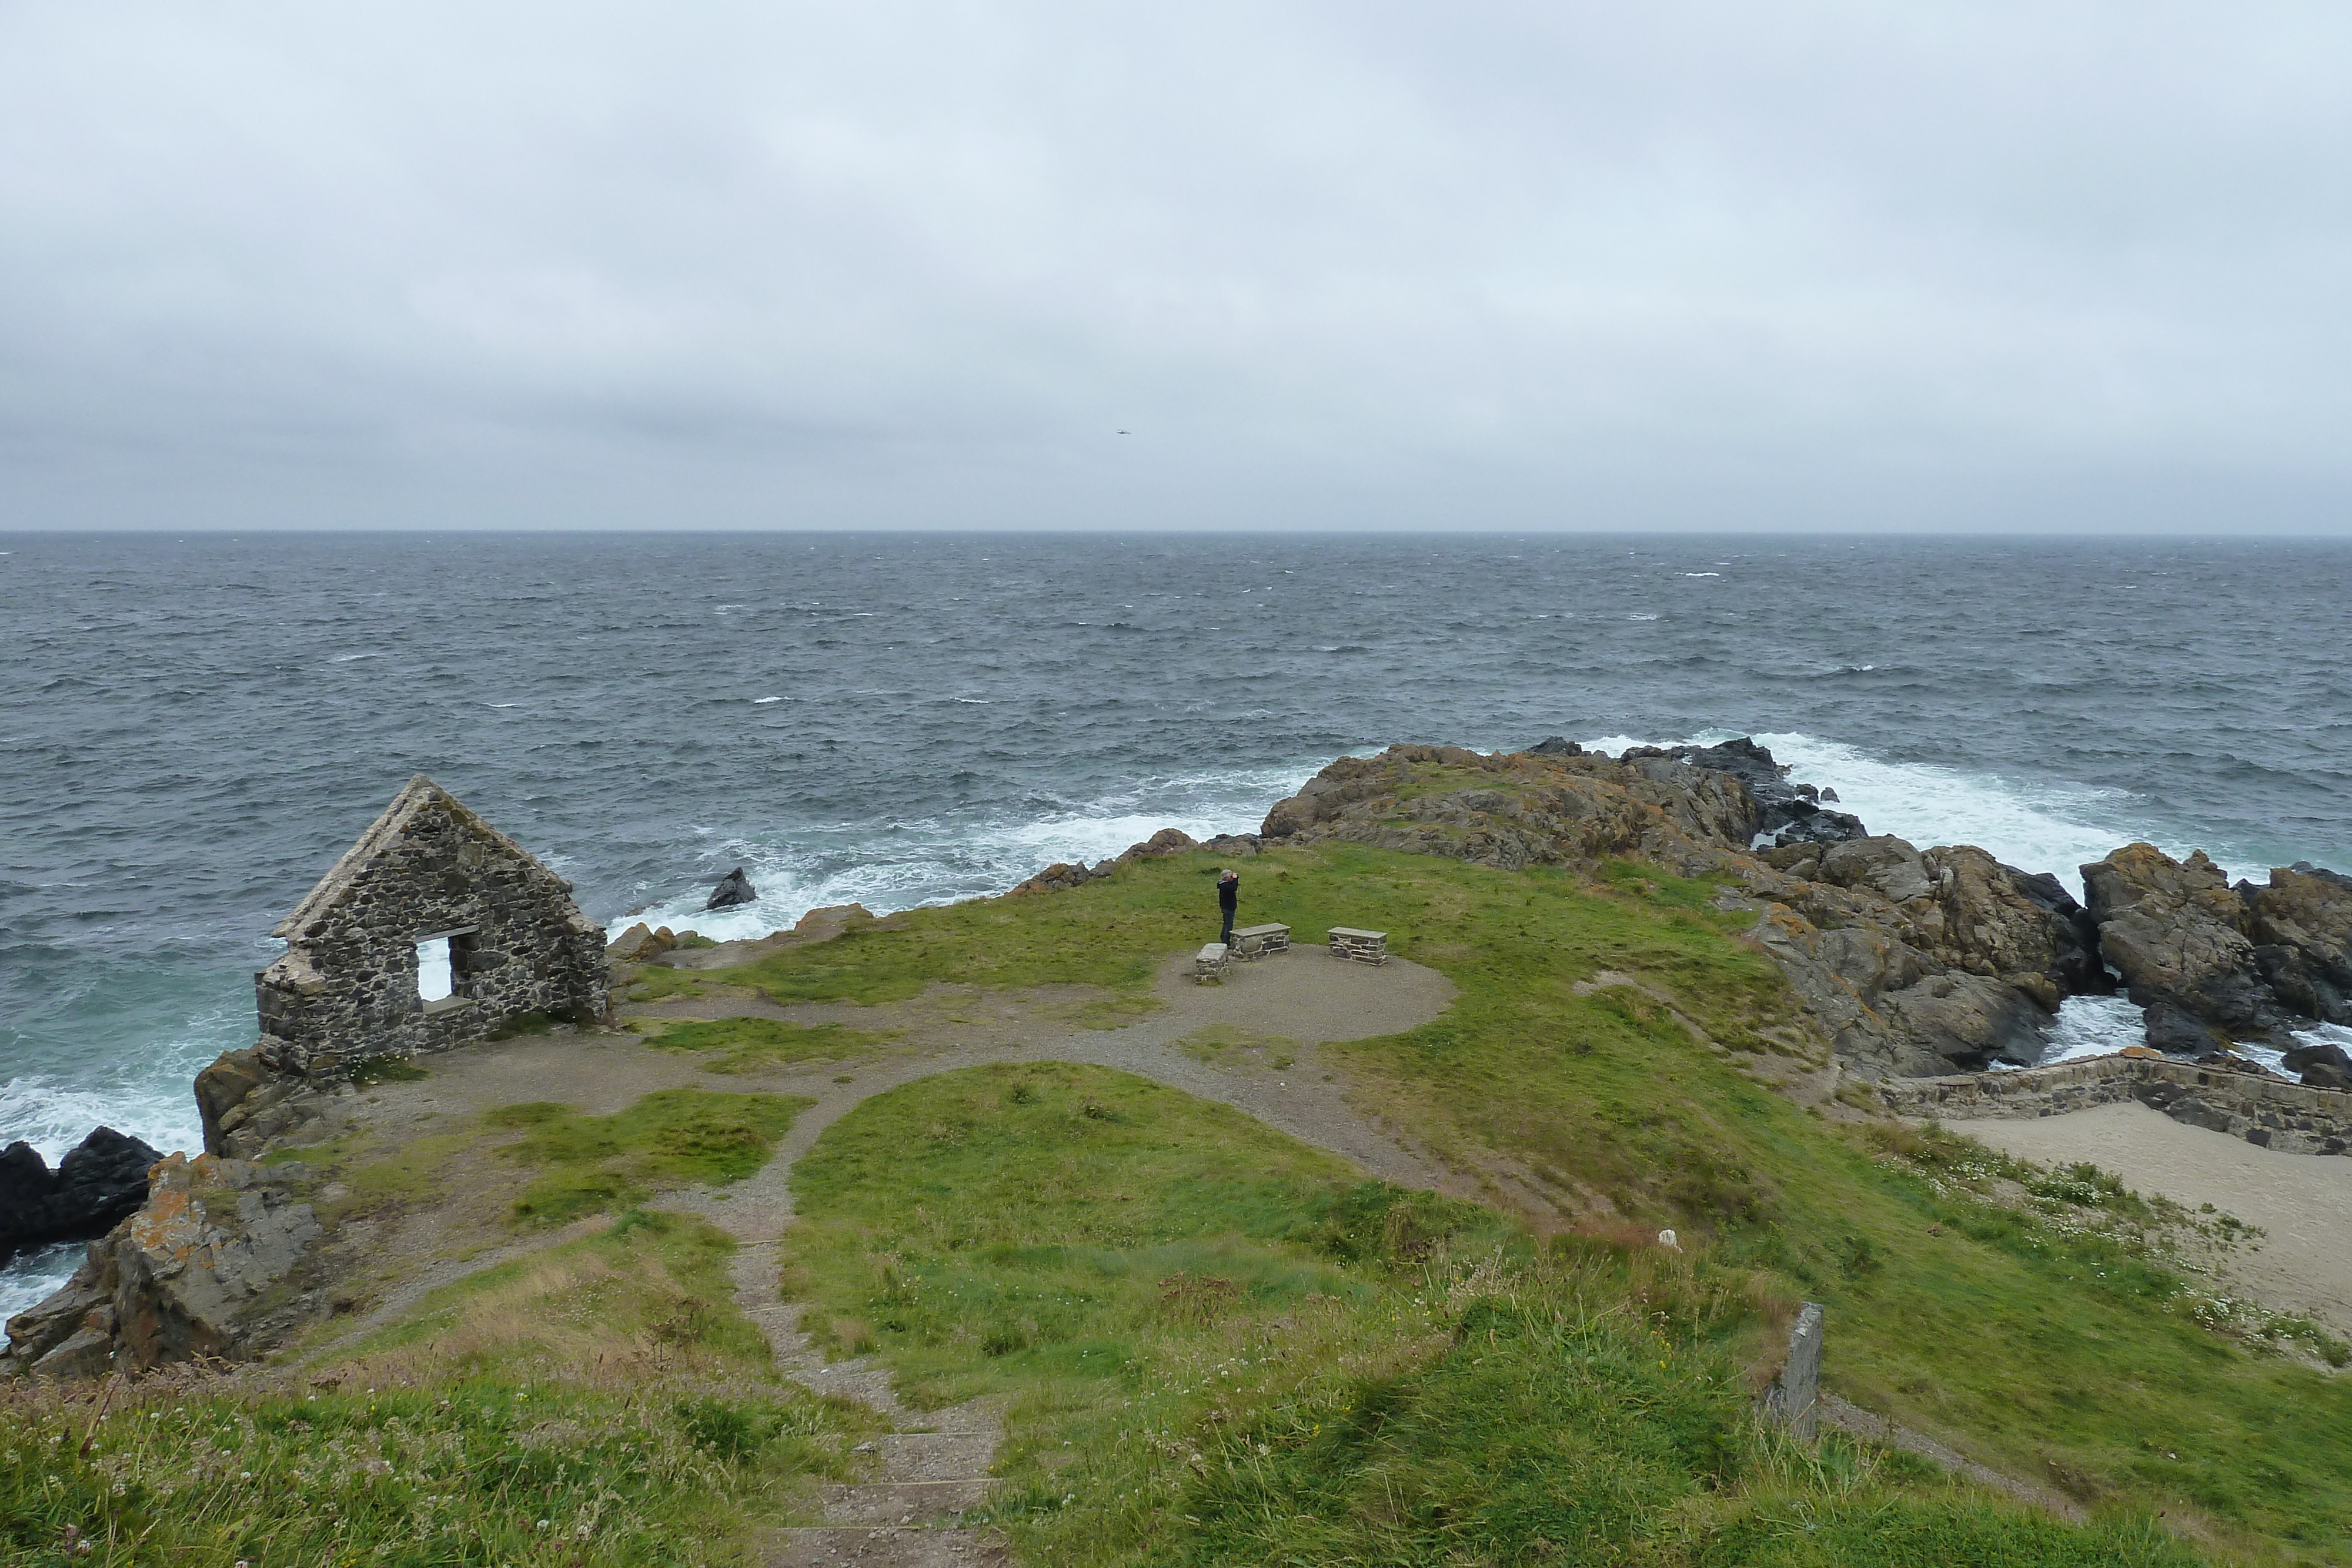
[1217, 868, 1240, 946]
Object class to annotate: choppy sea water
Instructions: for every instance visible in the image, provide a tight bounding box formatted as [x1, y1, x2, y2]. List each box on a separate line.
[5, 531, 2350, 1315]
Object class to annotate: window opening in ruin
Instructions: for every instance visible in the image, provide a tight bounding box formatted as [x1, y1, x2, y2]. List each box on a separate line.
[416, 937, 454, 1002]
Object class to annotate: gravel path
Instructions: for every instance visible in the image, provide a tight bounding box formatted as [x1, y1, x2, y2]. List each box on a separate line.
[1965, 1099, 2352, 1339]
[662, 945, 1461, 1567]
[311, 945, 1459, 1562]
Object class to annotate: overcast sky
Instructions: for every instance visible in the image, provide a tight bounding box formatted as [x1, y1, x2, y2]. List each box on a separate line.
[3, 3, 2348, 533]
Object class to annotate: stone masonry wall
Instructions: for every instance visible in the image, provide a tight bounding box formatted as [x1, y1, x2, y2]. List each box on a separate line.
[1879, 1054, 2352, 1156]
[254, 777, 607, 1084]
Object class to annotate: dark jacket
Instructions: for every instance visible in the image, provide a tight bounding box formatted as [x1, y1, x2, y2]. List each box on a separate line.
[1218, 875, 1239, 912]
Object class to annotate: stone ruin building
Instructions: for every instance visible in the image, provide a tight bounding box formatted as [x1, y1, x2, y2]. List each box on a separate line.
[4, 777, 612, 1379]
[251, 774, 609, 1085]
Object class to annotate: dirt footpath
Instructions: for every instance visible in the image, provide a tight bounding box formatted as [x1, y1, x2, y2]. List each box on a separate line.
[1965, 1101, 2352, 1339]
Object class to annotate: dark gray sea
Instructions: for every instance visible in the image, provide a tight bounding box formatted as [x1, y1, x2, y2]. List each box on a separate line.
[6, 531, 2350, 1310]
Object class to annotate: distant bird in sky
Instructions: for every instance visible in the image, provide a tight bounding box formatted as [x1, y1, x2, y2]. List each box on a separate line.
[1117, 429, 1130, 434]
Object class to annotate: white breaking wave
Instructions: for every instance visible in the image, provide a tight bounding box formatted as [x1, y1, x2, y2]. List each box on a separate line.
[1579, 728, 2241, 897]
[596, 761, 1327, 942]
[2037, 995, 2147, 1065]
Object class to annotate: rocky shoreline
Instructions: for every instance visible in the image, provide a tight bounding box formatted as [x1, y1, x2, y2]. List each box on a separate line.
[1236, 738, 2352, 1087]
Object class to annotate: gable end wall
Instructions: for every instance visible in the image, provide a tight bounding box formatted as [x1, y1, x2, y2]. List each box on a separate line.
[254, 790, 607, 1079]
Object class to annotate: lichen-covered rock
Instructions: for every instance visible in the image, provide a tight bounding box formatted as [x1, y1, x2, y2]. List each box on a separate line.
[1, 1152, 323, 1379]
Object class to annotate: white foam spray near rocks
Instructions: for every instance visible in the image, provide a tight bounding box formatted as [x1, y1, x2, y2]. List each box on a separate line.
[2037, 995, 2149, 1066]
[602, 760, 1328, 942]
[1583, 729, 2256, 898]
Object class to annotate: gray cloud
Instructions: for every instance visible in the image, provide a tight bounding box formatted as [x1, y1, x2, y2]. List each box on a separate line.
[3, 1, 2347, 530]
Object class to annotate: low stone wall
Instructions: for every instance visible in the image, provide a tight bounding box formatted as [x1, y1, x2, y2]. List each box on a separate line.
[1880, 1054, 2352, 1156]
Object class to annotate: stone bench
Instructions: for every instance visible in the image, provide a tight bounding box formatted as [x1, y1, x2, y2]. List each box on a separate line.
[1230, 922, 1291, 960]
[1328, 927, 1388, 965]
[1194, 943, 1232, 984]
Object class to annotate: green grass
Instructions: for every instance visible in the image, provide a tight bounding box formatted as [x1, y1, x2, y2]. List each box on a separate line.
[785, 1063, 2191, 1567]
[349, 1207, 776, 1368]
[349, 1053, 429, 1087]
[639, 1016, 895, 1074]
[488, 1088, 811, 1226]
[720, 835, 2352, 1560]
[2, 1348, 860, 1568]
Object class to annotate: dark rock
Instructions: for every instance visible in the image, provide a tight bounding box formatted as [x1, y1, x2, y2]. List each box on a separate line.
[705, 867, 757, 910]
[1528, 736, 1583, 755]
[1878, 973, 2052, 1069]
[2284, 1038, 2352, 1091]
[0, 1128, 162, 1262]
[1663, 737, 1869, 847]
[2143, 1001, 2226, 1056]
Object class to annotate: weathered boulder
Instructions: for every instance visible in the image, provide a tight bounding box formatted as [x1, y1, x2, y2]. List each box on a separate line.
[1916, 847, 2106, 1006]
[1528, 735, 1584, 755]
[2284, 1038, 2352, 1091]
[1007, 860, 1113, 895]
[195, 1048, 266, 1157]
[606, 922, 673, 963]
[2082, 844, 2285, 1043]
[706, 867, 757, 910]
[0, 1127, 162, 1262]
[1121, 827, 1201, 859]
[2244, 862, 2352, 1025]
[2141, 1001, 2227, 1056]
[2, 1247, 114, 1376]
[2, 1152, 323, 1378]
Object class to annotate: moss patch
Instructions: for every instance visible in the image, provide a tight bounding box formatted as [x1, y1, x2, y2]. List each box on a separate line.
[640, 1016, 894, 1074]
[488, 1088, 811, 1226]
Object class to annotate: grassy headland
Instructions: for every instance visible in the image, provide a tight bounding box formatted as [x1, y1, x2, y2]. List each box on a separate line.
[694, 839, 2352, 1563]
[12, 778, 2347, 1565]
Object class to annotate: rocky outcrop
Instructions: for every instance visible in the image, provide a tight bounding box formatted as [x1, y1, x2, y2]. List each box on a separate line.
[2063, 844, 2352, 1052]
[1008, 860, 1117, 895]
[706, 867, 758, 910]
[2, 1152, 323, 1378]
[0, 1128, 162, 1261]
[2082, 845, 2307, 1047]
[607, 922, 679, 964]
[1250, 743, 2097, 1075]
[1625, 737, 1867, 848]
[2244, 863, 2352, 1025]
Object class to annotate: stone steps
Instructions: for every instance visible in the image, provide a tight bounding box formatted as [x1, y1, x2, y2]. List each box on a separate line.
[762, 1525, 1007, 1566]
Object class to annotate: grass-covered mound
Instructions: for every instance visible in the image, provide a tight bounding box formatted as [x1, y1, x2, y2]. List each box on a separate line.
[708, 840, 2352, 1562]
[3, 1205, 872, 1566]
[785, 1063, 2194, 1567]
